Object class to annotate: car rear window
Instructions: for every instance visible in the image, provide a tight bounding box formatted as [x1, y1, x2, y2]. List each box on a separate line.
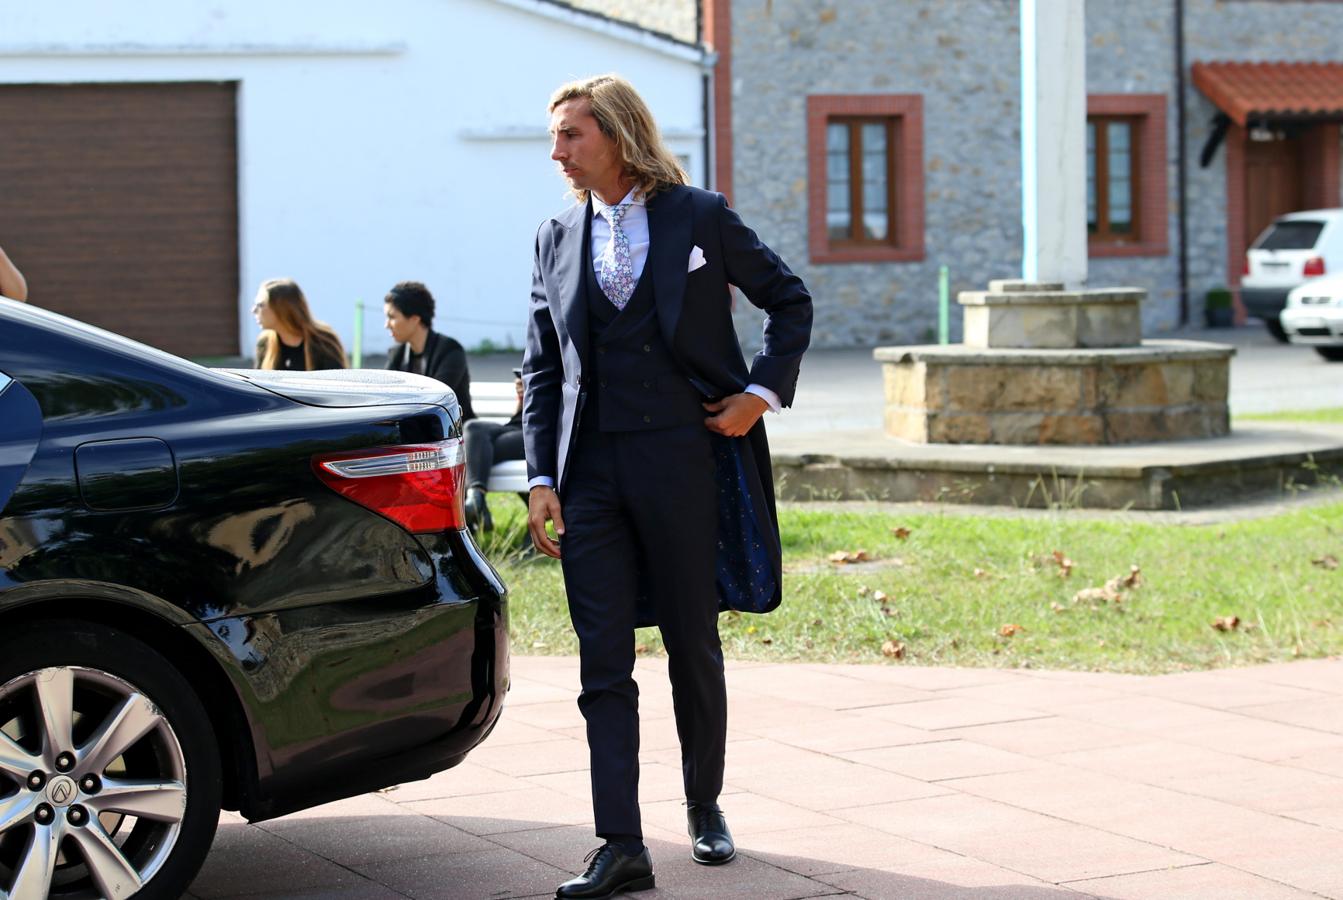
[1256, 220, 1325, 251]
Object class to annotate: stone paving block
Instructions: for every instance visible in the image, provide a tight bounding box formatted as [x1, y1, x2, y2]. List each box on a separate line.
[468, 737, 591, 777]
[474, 714, 565, 746]
[1064, 862, 1319, 899]
[838, 739, 1046, 782]
[353, 846, 572, 900]
[1162, 715, 1343, 761]
[858, 696, 1052, 731]
[722, 741, 953, 810]
[738, 822, 972, 877]
[1122, 669, 1331, 708]
[1052, 695, 1247, 734]
[1219, 657, 1343, 692]
[941, 715, 1148, 756]
[1281, 745, 1343, 778]
[258, 806, 493, 868]
[376, 761, 533, 802]
[1236, 695, 1343, 733]
[800, 663, 1030, 692]
[727, 663, 941, 709]
[401, 785, 593, 835]
[506, 675, 579, 705]
[191, 823, 366, 898]
[832, 792, 1197, 883]
[815, 856, 1081, 899]
[940, 679, 1128, 711]
[1049, 739, 1343, 814]
[742, 715, 948, 754]
[498, 698, 585, 732]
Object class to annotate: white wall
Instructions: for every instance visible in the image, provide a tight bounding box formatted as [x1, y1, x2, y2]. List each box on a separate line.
[0, 0, 706, 359]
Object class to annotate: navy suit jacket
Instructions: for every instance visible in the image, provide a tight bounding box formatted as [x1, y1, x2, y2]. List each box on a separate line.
[522, 184, 812, 614]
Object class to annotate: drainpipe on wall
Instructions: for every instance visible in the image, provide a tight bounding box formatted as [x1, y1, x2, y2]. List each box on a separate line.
[1175, 0, 1191, 326]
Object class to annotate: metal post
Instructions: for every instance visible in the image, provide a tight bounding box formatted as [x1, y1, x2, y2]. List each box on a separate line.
[352, 300, 364, 369]
[938, 265, 950, 345]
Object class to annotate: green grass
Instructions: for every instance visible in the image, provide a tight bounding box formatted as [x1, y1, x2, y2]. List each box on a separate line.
[1237, 407, 1343, 425]
[480, 497, 1343, 674]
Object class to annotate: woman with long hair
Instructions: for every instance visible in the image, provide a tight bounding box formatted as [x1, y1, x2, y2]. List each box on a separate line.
[252, 278, 347, 370]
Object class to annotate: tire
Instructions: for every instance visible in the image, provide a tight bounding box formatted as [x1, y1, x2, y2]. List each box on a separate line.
[1316, 346, 1343, 363]
[1264, 317, 1289, 342]
[0, 620, 222, 900]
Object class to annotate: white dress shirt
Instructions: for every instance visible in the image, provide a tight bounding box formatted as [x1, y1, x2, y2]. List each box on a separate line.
[527, 188, 781, 491]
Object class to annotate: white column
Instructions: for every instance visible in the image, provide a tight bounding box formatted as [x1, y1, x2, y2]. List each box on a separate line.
[1021, 0, 1088, 287]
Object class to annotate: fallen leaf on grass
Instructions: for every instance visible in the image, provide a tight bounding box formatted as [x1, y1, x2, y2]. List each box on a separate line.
[892, 526, 912, 540]
[1121, 565, 1142, 588]
[857, 585, 870, 596]
[1313, 554, 1340, 571]
[1050, 601, 1066, 613]
[1052, 550, 1075, 578]
[635, 643, 650, 654]
[872, 590, 889, 604]
[1212, 615, 1241, 632]
[829, 548, 872, 565]
[999, 623, 1024, 637]
[881, 640, 906, 659]
[759, 637, 774, 646]
[974, 567, 991, 579]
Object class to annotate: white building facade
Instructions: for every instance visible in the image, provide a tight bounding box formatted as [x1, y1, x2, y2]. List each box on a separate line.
[0, 0, 708, 360]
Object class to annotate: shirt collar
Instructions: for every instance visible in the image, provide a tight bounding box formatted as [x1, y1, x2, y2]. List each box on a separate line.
[592, 187, 644, 219]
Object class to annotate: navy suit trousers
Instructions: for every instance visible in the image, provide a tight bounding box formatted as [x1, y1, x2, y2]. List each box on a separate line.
[559, 419, 727, 840]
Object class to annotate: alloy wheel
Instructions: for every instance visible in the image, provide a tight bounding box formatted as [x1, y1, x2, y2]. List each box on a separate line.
[0, 666, 188, 899]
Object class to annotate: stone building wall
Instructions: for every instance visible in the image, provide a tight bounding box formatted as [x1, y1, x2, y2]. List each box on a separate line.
[726, 0, 1343, 349]
[560, 0, 698, 43]
[728, 0, 1022, 350]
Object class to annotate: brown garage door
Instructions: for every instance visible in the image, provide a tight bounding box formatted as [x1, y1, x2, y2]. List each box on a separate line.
[0, 82, 239, 358]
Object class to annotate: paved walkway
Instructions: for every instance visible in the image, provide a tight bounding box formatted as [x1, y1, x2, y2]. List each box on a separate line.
[192, 654, 1343, 899]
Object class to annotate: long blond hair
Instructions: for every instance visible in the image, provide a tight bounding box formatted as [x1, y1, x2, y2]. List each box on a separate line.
[256, 278, 347, 370]
[549, 74, 687, 205]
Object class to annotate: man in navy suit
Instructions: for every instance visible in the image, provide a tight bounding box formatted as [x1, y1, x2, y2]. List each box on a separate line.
[523, 74, 812, 900]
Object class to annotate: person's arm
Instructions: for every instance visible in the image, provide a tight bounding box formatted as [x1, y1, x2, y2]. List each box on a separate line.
[0, 245, 28, 302]
[717, 194, 812, 406]
[522, 229, 566, 558]
[702, 195, 813, 437]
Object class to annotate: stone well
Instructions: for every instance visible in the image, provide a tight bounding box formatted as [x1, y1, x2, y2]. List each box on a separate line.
[878, 280, 1235, 446]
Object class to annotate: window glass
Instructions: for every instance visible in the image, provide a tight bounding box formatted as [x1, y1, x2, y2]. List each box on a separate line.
[1086, 122, 1097, 233]
[1107, 122, 1132, 233]
[861, 123, 888, 240]
[1256, 220, 1325, 251]
[826, 123, 851, 240]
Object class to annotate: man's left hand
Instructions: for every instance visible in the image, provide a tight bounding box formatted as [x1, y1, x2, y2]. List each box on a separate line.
[703, 392, 768, 437]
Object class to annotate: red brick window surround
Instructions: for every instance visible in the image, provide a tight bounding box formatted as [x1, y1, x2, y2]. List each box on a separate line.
[807, 94, 924, 264]
[1087, 94, 1168, 258]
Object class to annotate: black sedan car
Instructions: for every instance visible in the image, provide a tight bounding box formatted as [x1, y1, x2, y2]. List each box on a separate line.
[0, 299, 509, 899]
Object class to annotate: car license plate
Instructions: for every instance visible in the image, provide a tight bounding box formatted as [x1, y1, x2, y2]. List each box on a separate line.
[1293, 318, 1326, 330]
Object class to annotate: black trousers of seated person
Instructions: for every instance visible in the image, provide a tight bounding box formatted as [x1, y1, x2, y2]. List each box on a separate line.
[463, 419, 524, 491]
[559, 419, 726, 841]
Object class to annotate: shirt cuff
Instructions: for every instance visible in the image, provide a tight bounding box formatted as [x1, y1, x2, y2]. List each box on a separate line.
[528, 476, 555, 490]
[744, 383, 781, 413]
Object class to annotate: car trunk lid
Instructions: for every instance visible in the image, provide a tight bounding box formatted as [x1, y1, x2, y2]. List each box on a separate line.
[1246, 219, 1328, 286]
[219, 368, 462, 418]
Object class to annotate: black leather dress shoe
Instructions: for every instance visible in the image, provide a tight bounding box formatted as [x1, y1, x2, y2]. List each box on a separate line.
[687, 802, 736, 865]
[555, 844, 655, 899]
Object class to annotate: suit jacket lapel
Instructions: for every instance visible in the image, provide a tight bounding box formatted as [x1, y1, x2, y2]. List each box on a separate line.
[554, 201, 591, 372]
[646, 186, 691, 348]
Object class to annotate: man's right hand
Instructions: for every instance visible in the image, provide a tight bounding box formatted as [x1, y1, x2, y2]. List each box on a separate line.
[527, 485, 565, 559]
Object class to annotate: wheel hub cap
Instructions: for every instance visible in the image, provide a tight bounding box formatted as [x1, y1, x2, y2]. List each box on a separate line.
[46, 775, 78, 807]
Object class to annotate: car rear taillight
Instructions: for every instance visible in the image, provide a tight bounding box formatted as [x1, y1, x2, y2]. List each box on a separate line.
[1304, 256, 1326, 277]
[312, 440, 465, 533]
[1242, 255, 1251, 277]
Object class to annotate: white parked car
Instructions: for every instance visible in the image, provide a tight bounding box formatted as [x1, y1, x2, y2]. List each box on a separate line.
[1281, 272, 1343, 362]
[1242, 209, 1343, 342]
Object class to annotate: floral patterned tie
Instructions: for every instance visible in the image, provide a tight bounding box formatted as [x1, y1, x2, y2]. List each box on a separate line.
[597, 202, 635, 310]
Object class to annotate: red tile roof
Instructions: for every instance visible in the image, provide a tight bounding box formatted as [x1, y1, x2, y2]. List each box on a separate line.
[1192, 62, 1343, 126]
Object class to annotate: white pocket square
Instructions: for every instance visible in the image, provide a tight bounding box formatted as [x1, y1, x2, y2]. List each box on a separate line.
[688, 245, 707, 273]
